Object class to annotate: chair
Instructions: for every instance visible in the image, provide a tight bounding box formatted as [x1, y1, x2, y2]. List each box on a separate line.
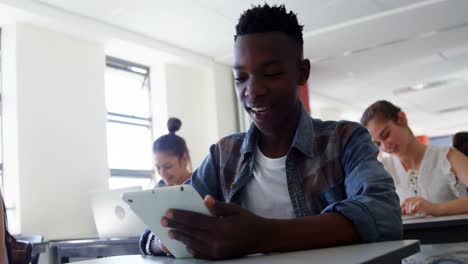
[15, 235, 44, 264]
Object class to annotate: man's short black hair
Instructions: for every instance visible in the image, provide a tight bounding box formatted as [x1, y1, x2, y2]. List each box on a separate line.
[234, 3, 304, 45]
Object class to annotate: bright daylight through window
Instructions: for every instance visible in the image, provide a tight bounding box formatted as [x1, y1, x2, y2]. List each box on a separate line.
[105, 57, 154, 189]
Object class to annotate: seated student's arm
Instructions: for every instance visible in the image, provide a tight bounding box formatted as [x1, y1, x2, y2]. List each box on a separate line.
[321, 124, 402, 242]
[399, 147, 468, 217]
[138, 180, 171, 256]
[0, 192, 7, 262]
[401, 196, 468, 216]
[162, 125, 402, 259]
[139, 229, 168, 256]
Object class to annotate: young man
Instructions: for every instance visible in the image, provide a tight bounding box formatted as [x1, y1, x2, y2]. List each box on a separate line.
[141, 4, 401, 259]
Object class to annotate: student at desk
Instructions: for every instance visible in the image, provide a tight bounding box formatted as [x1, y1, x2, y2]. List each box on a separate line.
[152, 117, 192, 187]
[361, 100, 468, 217]
[141, 4, 402, 259]
[141, 118, 192, 254]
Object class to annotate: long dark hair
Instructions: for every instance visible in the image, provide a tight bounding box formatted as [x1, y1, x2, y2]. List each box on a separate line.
[453, 132, 468, 157]
[360, 100, 401, 127]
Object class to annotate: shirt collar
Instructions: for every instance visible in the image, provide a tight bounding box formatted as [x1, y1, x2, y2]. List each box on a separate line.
[240, 103, 315, 160]
[291, 103, 315, 158]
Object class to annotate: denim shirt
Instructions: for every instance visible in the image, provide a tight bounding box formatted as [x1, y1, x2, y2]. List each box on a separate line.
[190, 105, 402, 242]
[140, 106, 402, 255]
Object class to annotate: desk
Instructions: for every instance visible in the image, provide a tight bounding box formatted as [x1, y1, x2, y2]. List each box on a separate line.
[73, 240, 420, 264]
[404, 242, 468, 263]
[403, 214, 468, 244]
[15, 235, 48, 263]
[31, 241, 48, 257]
[49, 237, 140, 264]
[15, 237, 48, 256]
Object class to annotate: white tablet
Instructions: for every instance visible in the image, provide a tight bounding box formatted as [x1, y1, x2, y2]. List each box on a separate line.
[122, 184, 212, 258]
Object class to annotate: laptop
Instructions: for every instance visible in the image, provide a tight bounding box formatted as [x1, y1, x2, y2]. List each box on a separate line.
[90, 186, 147, 238]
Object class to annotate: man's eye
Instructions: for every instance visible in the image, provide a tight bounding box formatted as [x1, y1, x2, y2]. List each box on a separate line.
[264, 72, 282, 78]
[234, 76, 247, 83]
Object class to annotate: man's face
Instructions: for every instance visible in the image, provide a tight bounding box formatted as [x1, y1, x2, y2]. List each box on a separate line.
[233, 32, 309, 134]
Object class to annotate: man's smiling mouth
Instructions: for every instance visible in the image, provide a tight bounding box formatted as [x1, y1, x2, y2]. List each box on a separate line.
[246, 105, 271, 114]
[249, 106, 270, 113]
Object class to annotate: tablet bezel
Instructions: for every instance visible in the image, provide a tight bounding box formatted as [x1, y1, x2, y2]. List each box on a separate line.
[122, 184, 212, 258]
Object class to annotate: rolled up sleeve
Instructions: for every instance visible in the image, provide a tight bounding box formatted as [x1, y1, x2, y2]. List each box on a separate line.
[322, 125, 402, 242]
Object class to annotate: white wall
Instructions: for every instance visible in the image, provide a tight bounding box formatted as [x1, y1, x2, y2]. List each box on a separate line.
[1, 21, 239, 241]
[2, 23, 109, 240]
[161, 63, 237, 169]
[1, 18, 238, 264]
[2, 23, 21, 233]
[212, 64, 239, 137]
[164, 64, 219, 168]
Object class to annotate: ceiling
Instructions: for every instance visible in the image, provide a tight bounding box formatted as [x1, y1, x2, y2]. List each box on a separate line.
[8, 0, 468, 136]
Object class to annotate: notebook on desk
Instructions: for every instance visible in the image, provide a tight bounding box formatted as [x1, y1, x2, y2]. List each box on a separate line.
[90, 187, 146, 238]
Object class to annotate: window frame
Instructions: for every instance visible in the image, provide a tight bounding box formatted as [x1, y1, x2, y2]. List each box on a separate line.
[105, 56, 154, 179]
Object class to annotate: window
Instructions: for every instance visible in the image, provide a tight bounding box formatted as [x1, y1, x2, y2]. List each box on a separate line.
[105, 57, 154, 189]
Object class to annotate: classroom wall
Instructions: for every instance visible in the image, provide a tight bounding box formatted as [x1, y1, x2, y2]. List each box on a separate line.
[1, 22, 21, 233]
[1, 21, 239, 243]
[212, 64, 239, 138]
[164, 64, 219, 168]
[2, 22, 110, 239]
[151, 63, 237, 169]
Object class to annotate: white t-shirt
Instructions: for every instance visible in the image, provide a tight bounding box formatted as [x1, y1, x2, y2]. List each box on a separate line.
[241, 145, 295, 219]
[381, 145, 467, 203]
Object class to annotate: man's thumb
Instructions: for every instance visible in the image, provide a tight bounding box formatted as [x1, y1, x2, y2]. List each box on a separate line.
[204, 195, 239, 217]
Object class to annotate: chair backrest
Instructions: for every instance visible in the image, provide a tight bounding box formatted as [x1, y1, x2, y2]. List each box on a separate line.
[14, 235, 43, 264]
[6, 232, 32, 264]
[3, 193, 43, 264]
[15, 235, 43, 244]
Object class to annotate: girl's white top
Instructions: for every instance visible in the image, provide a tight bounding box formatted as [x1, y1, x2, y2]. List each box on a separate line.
[381, 145, 467, 203]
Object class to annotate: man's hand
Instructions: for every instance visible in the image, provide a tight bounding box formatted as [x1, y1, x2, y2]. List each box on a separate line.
[401, 197, 441, 216]
[161, 195, 267, 259]
[157, 238, 171, 255]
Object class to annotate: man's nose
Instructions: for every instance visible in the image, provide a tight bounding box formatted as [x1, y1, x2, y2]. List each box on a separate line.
[244, 77, 266, 98]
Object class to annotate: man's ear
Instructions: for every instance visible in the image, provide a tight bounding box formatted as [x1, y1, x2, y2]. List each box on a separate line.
[298, 59, 310, 86]
[397, 111, 408, 127]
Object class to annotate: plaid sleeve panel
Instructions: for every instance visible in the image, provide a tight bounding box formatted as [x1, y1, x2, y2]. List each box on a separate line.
[320, 122, 402, 242]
